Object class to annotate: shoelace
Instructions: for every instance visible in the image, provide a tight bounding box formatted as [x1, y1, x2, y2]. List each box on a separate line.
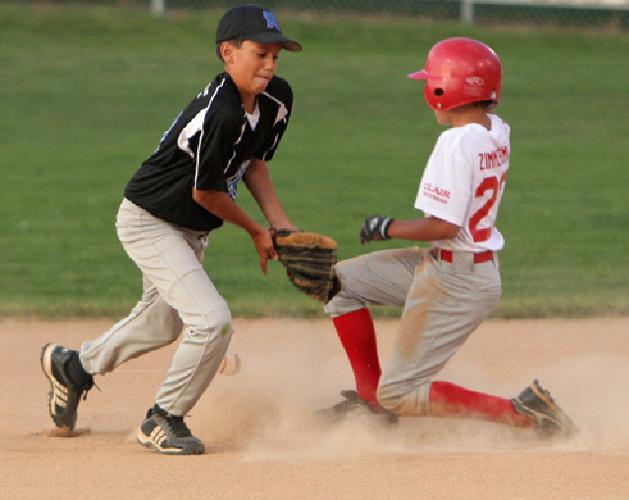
[163, 414, 192, 438]
[81, 382, 100, 401]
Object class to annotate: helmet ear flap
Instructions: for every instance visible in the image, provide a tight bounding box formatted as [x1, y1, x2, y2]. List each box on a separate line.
[432, 87, 445, 109]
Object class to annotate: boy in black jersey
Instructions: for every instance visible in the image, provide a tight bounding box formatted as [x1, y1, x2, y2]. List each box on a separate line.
[40, 5, 301, 455]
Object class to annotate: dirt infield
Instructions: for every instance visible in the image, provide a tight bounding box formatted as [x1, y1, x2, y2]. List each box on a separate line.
[3, 317, 629, 499]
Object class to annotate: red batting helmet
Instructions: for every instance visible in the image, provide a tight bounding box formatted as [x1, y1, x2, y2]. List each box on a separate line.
[407, 37, 502, 111]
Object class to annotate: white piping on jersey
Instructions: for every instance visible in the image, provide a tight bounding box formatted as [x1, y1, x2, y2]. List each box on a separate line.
[222, 92, 285, 193]
[261, 91, 288, 125]
[223, 121, 247, 174]
[194, 79, 227, 186]
[264, 133, 280, 161]
[181, 85, 288, 191]
[179, 110, 206, 158]
[259, 91, 289, 160]
[225, 92, 288, 169]
[225, 159, 251, 200]
[178, 78, 225, 158]
[175, 77, 226, 186]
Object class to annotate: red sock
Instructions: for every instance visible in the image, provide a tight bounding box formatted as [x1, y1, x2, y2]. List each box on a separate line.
[429, 381, 532, 427]
[332, 308, 381, 407]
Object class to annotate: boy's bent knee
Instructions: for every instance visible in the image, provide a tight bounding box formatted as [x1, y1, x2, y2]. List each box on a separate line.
[377, 382, 431, 416]
[184, 320, 232, 346]
[185, 302, 233, 343]
[203, 307, 233, 338]
[323, 261, 367, 316]
[324, 294, 365, 317]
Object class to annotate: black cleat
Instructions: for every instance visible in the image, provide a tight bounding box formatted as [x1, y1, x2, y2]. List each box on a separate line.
[318, 390, 398, 426]
[512, 380, 576, 438]
[137, 405, 205, 455]
[41, 343, 94, 431]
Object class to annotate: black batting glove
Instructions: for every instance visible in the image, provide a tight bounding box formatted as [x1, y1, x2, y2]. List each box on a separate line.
[360, 215, 394, 244]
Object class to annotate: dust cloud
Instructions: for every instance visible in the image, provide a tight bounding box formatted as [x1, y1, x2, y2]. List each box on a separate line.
[195, 318, 629, 460]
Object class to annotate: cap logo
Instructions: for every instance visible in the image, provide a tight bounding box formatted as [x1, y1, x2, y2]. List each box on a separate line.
[465, 76, 484, 86]
[263, 10, 280, 31]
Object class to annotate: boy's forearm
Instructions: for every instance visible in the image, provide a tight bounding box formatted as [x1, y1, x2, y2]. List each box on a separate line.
[244, 159, 296, 229]
[388, 217, 459, 242]
[192, 188, 265, 237]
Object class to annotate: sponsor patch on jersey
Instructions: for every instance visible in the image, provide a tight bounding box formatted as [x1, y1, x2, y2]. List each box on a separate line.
[423, 182, 451, 204]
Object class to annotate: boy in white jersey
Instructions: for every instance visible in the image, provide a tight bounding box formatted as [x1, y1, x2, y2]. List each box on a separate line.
[322, 37, 574, 438]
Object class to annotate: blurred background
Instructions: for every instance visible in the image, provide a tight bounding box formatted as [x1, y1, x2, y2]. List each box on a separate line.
[1, 0, 628, 318]
[16, 0, 629, 28]
[237, 0, 621, 30]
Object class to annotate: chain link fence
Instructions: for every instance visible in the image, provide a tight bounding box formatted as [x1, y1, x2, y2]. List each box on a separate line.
[16, 0, 629, 29]
[151, 0, 629, 29]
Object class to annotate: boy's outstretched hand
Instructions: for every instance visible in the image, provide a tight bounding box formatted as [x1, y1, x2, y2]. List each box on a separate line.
[360, 215, 394, 244]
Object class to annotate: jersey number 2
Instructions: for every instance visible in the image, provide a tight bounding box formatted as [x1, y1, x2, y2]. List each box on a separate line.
[468, 173, 507, 242]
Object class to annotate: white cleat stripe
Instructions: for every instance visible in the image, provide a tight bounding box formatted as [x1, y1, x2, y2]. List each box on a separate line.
[151, 426, 167, 446]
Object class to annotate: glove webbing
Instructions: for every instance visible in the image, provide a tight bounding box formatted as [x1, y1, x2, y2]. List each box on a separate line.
[276, 252, 336, 279]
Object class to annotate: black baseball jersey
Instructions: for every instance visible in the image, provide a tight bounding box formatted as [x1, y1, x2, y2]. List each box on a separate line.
[124, 72, 293, 231]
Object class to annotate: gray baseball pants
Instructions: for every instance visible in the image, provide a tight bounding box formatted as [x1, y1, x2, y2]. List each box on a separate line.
[324, 247, 501, 415]
[79, 198, 233, 416]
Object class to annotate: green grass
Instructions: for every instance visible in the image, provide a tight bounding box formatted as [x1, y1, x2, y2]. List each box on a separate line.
[1, 4, 628, 318]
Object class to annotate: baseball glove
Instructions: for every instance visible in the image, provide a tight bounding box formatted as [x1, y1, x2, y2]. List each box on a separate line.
[273, 230, 340, 303]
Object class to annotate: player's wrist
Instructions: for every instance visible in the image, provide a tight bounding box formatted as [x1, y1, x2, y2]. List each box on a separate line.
[382, 217, 395, 239]
[360, 215, 395, 244]
[248, 223, 268, 238]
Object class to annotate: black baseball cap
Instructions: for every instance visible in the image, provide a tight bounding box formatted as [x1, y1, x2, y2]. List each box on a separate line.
[215, 4, 302, 52]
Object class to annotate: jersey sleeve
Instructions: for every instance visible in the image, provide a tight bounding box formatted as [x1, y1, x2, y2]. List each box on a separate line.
[193, 109, 242, 192]
[254, 78, 293, 162]
[414, 134, 474, 227]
